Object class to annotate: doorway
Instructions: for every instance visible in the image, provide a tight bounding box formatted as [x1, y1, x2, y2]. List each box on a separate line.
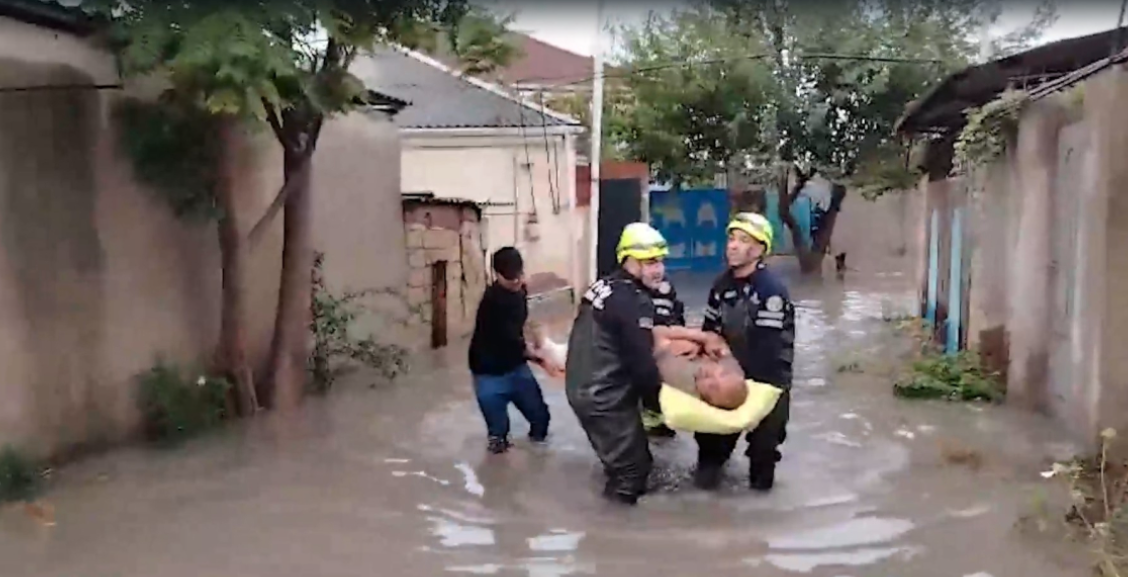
[430, 260, 448, 349]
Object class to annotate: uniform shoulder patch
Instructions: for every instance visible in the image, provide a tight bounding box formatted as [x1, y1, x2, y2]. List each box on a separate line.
[657, 281, 671, 294]
[766, 295, 785, 312]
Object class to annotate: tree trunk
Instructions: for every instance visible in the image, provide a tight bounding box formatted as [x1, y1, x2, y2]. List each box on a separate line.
[805, 183, 848, 274]
[214, 116, 258, 417]
[265, 148, 315, 412]
[777, 165, 818, 272]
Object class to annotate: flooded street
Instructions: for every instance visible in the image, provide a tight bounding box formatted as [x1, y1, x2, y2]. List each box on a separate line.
[0, 270, 1091, 577]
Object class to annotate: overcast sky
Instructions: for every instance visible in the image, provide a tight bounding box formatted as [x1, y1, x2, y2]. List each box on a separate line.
[483, 1, 1126, 58]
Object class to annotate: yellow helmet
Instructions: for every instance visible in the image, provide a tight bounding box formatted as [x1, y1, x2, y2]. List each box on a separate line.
[727, 212, 774, 253]
[616, 222, 669, 263]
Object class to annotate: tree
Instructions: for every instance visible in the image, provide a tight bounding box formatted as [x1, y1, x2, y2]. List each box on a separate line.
[97, 0, 512, 412]
[610, 0, 1055, 273]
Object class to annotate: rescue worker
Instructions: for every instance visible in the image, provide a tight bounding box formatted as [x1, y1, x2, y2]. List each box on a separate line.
[643, 277, 686, 439]
[565, 222, 668, 505]
[695, 212, 795, 492]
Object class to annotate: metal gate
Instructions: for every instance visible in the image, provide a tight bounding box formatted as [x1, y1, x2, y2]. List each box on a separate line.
[649, 188, 729, 271]
[596, 178, 643, 278]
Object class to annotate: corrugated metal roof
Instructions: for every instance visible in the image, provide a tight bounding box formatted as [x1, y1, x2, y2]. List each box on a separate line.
[0, 0, 96, 34]
[897, 27, 1128, 134]
[354, 47, 581, 130]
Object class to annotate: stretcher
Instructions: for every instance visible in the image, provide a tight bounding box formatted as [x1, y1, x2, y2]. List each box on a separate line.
[647, 380, 782, 435]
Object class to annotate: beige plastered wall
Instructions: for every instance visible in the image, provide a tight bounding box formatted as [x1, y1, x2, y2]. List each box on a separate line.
[0, 17, 408, 458]
[951, 70, 1128, 448]
[399, 131, 582, 296]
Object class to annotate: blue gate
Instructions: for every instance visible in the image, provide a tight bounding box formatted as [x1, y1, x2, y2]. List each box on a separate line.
[649, 188, 728, 271]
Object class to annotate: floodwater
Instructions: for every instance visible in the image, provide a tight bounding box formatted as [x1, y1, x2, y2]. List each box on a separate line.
[0, 270, 1092, 577]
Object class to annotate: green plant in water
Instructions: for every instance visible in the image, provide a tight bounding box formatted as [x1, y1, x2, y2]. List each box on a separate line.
[894, 350, 1004, 402]
[309, 252, 410, 393]
[136, 361, 231, 445]
[953, 89, 1029, 174]
[0, 446, 40, 503]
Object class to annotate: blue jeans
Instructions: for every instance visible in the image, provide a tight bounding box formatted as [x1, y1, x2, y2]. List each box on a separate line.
[473, 364, 550, 440]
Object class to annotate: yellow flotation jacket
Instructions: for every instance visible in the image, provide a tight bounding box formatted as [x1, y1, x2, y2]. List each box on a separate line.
[642, 380, 782, 435]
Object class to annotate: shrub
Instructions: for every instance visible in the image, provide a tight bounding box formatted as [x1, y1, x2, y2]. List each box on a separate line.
[309, 252, 410, 393]
[0, 446, 39, 503]
[894, 350, 1003, 402]
[137, 361, 231, 445]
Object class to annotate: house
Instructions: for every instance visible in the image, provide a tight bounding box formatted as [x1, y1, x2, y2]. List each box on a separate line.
[432, 32, 596, 98]
[896, 27, 1128, 449]
[0, 2, 411, 457]
[353, 47, 586, 299]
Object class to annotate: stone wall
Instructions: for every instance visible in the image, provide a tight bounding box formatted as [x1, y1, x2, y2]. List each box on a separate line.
[403, 203, 487, 345]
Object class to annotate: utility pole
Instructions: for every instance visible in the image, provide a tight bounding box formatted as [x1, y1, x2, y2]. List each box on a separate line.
[587, 0, 605, 287]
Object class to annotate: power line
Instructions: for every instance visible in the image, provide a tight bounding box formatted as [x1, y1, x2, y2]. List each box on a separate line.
[512, 52, 947, 90]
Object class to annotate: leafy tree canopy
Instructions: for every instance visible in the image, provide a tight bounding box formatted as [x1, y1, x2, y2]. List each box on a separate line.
[608, 0, 1056, 192]
[90, 0, 515, 150]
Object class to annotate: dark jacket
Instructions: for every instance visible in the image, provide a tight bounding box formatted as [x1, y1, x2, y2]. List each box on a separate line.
[468, 283, 529, 376]
[702, 262, 795, 387]
[565, 269, 663, 412]
[651, 280, 686, 327]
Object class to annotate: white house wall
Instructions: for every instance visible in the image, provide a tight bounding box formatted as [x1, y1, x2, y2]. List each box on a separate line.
[400, 132, 580, 294]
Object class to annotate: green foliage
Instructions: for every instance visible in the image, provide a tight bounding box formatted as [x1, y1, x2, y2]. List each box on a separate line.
[0, 446, 40, 503]
[611, 9, 778, 186]
[608, 0, 1055, 189]
[113, 97, 221, 221]
[94, 0, 514, 131]
[136, 361, 231, 445]
[894, 350, 1004, 402]
[953, 89, 1029, 173]
[309, 252, 410, 393]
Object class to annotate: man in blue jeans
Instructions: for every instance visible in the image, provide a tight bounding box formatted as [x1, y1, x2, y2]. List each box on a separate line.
[468, 247, 557, 454]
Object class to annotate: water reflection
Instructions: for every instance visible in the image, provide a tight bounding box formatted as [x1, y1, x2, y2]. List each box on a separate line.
[0, 276, 1091, 577]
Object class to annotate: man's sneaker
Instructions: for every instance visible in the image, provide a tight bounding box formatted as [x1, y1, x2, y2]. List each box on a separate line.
[528, 433, 549, 445]
[487, 436, 511, 454]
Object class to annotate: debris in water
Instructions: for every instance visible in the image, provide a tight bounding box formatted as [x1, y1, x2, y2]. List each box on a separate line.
[939, 441, 983, 471]
[23, 500, 55, 527]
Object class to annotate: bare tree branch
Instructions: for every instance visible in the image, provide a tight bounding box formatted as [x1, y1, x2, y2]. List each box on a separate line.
[264, 100, 289, 148]
[247, 154, 310, 247]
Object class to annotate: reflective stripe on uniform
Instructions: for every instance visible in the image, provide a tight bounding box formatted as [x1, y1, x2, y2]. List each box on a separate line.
[704, 306, 720, 320]
[755, 318, 784, 329]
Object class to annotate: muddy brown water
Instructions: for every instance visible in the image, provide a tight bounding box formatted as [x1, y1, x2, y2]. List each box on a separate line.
[0, 271, 1093, 577]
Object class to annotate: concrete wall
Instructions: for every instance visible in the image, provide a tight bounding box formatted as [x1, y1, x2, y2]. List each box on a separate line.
[829, 191, 923, 278]
[0, 17, 407, 457]
[927, 68, 1128, 447]
[399, 132, 581, 297]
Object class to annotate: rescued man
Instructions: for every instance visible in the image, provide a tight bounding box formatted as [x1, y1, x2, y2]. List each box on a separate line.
[564, 223, 669, 505]
[642, 276, 688, 439]
[694, 212, 795, 492]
